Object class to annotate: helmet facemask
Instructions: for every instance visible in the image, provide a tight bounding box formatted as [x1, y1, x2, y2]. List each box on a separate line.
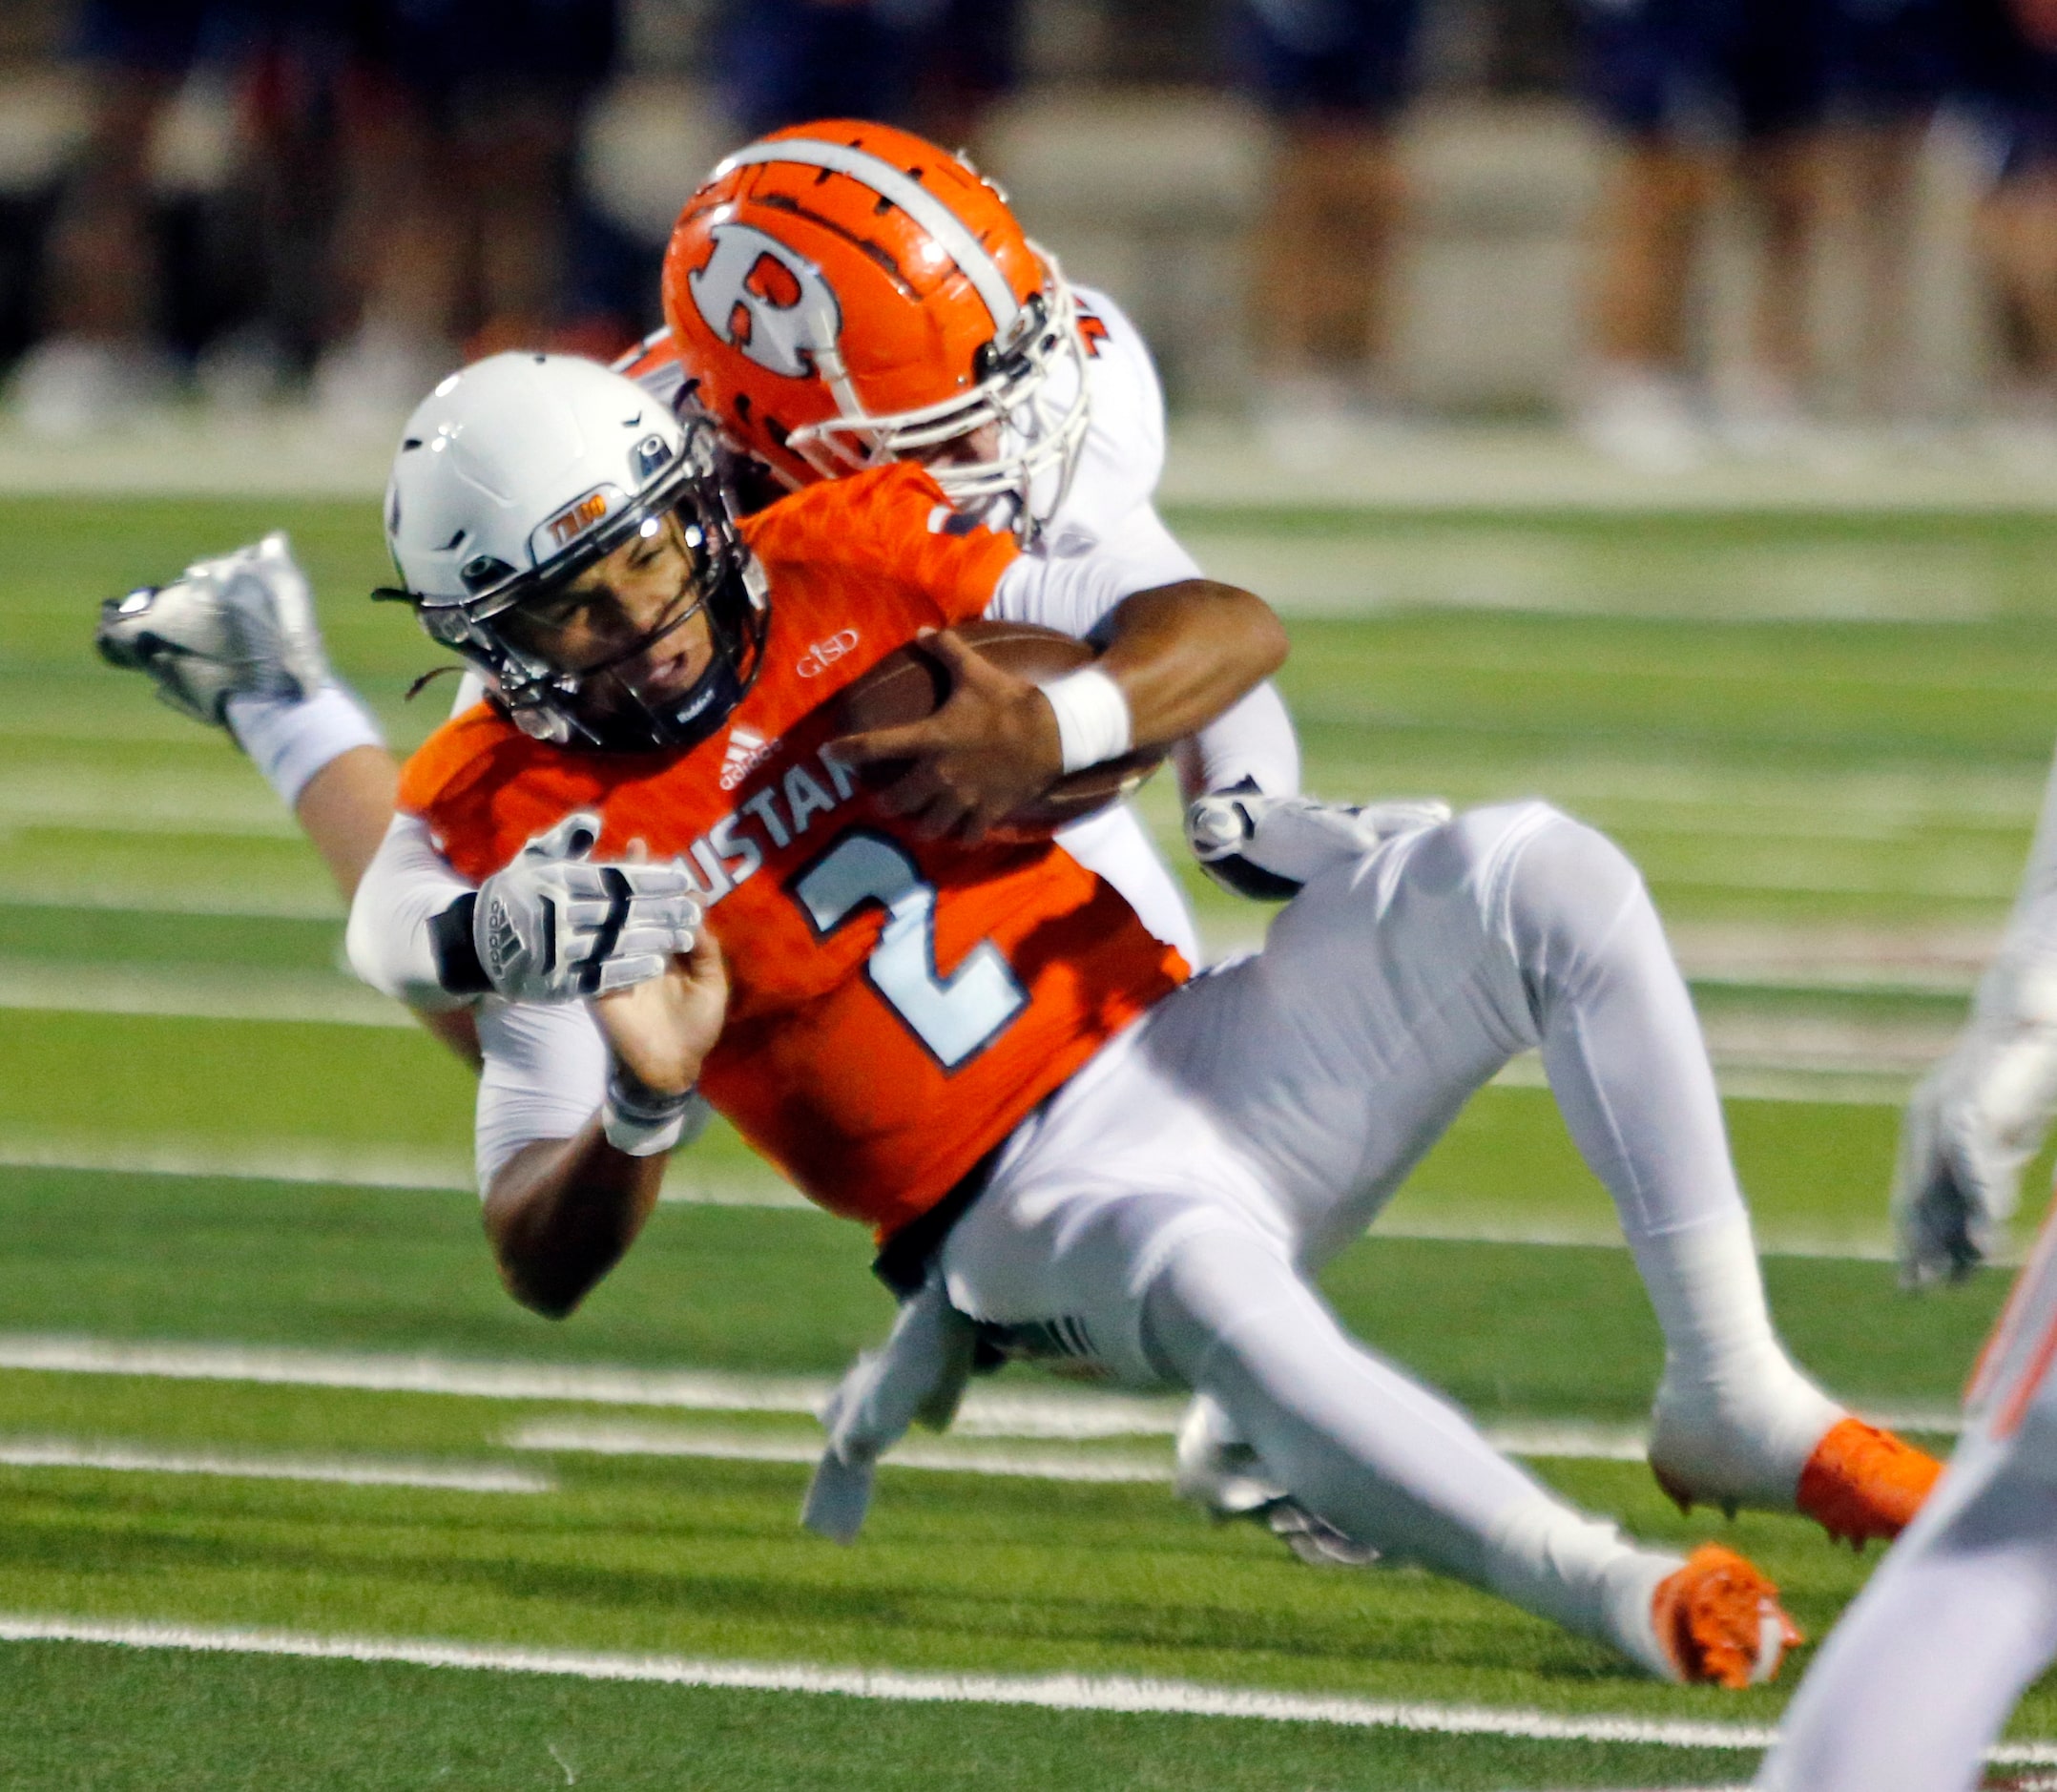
[786, 258, 1091, 546]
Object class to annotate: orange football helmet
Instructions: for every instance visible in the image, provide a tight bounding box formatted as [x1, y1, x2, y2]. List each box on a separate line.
[660, 119, 1091, 540]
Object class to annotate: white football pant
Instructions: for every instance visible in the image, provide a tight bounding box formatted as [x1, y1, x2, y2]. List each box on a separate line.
[940, 802, 1819, 1651]
[1758, 1206, 2057, 1792]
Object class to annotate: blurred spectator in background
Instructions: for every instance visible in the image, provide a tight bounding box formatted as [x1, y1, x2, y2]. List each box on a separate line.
[1963, 0, 2057, 449]
[715, 0, 1020, 153]
[5, 0, 633, 433]
[1573, 0, 1834, 468]
[1823, 0, 1955, 427]
[1233, 0, 1425, 466]
[8, 0, 220, 432]
[312, 0, 627, 429]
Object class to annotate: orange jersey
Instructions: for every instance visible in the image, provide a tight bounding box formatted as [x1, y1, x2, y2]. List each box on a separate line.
[400, 463, 1188, 1240]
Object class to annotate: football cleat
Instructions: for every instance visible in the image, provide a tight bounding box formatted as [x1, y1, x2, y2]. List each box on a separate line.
[1256, 1497, 1382, 1570]
[1649, 1544, 1800, 1689]
[1794, 1418, 1943, 1549]
[95, 531, 330, 728]
[1652, 1409, 1943, 1549]
[1173, 1396, 1379, 1569]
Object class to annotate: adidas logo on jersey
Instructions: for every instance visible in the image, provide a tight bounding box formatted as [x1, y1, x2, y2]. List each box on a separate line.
[718, 725, 778, 791]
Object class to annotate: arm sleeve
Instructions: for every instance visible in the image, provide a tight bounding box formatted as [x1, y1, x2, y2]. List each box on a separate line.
[1175, 680, 1302, 802]
[345, 813, 476, 1011]
[473, 997, 611, 1195]
[984, 501, 1200, 638]
[1974, 740, 2057, 1020]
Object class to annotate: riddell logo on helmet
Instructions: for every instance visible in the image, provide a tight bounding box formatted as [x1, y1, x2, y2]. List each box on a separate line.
[719, 725, 779, 791]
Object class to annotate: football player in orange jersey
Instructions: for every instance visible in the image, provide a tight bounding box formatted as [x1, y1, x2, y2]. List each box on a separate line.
[337, 346, 1961, 1687]
[100, 120, 1940, 1595]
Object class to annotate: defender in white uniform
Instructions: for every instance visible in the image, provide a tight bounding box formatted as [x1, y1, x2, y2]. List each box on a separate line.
[1758, 1198, 2057, 1790]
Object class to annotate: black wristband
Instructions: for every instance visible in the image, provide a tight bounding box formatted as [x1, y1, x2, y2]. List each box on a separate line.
[429, 892, 491, 995]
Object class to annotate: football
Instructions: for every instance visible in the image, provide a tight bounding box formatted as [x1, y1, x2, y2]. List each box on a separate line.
[828, 618, 1165, 838]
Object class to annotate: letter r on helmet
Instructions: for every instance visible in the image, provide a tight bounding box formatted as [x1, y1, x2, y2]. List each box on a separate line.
[687, 222, 843, 381]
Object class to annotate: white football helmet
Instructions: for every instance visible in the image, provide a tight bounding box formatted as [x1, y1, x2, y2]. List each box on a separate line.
[379, 351, 767, 753]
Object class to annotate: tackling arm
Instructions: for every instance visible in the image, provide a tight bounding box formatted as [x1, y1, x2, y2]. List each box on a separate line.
[835, 572, 1288, 843]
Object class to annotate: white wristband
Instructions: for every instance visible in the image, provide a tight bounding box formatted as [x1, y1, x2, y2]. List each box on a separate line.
[1040, 666, 1132, 774]
[599, 1077, 707, 1157]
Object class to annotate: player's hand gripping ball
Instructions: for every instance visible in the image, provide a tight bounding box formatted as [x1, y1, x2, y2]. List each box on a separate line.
[830, 620, 1162, 843]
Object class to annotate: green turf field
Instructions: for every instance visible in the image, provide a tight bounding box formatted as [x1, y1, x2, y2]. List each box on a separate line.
[5, 493, 2057, 1788]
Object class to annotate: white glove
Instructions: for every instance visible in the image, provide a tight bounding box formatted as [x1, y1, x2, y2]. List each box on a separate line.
[469, 813, 701, 1002]
[1894, 966, 2057, 1285]
[94, 531, 330, 728]
[803, 1272, 978, 1544]
[1186, 790, 1452, 900]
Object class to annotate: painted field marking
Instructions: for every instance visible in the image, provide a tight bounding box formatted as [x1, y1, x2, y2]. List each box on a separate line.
[3, 1611, 2054, 1764]
[0, 884, 342, 922]
[0, 1339, 1961, 1453]
[0, 1142, 1926, 1260]
[506, 1422, 1170, 1483]
[0, 1614, 1772, 1749]
[0, 1337, 1179, 1439]
[0, 1137, 810, 1208]
[0, 1435, 551, 1494]
[0, 958, 409, 1029]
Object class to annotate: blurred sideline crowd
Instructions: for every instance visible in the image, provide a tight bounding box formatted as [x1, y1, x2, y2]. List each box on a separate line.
[3, 0, 2056, 469]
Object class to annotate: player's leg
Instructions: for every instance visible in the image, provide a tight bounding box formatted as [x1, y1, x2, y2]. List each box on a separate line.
[1172, 802, 1939, 1538]
[1573, 0, 1715, 467]
[940, 1171, 1794, 1685]
[1756, 1435, 2057, 1791]
[95, 534, 396, 903]
[94, 539, 478, 1061]
[1760, 1210, 2057, 1789]
[1236, 0, 1422, 455]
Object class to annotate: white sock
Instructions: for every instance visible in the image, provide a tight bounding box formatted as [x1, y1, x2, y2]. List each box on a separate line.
[1636, 1214, 1840, 1503]
[226, 683, 384, 811]
[1488, 1496, 1681, 1677]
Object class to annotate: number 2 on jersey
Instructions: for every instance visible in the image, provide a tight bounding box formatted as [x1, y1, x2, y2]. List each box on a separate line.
[792, 831, 1027, 1069]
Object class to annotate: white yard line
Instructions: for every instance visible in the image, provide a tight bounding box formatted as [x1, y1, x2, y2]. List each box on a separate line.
[0, 1339, 1960, 1449]
[0, 884, 342, 921]
[0, 1337, 1180, 1439]
[0, 1136, 477, 1192]
[3, 1611, 2053, 1763]
[0, 1436, 550, 1493]
[0, 1614, 1770, 1750]
[0, 959, 409, 1029]
[0, 1136, 810, 1208]
[505, 1422, 1171, 1483]
[0, 1136, 1924, 1253]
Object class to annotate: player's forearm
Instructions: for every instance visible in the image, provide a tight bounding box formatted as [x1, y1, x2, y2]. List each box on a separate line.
[483, 1121, 667, 1318]
[1093, 581, 1290, 749]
